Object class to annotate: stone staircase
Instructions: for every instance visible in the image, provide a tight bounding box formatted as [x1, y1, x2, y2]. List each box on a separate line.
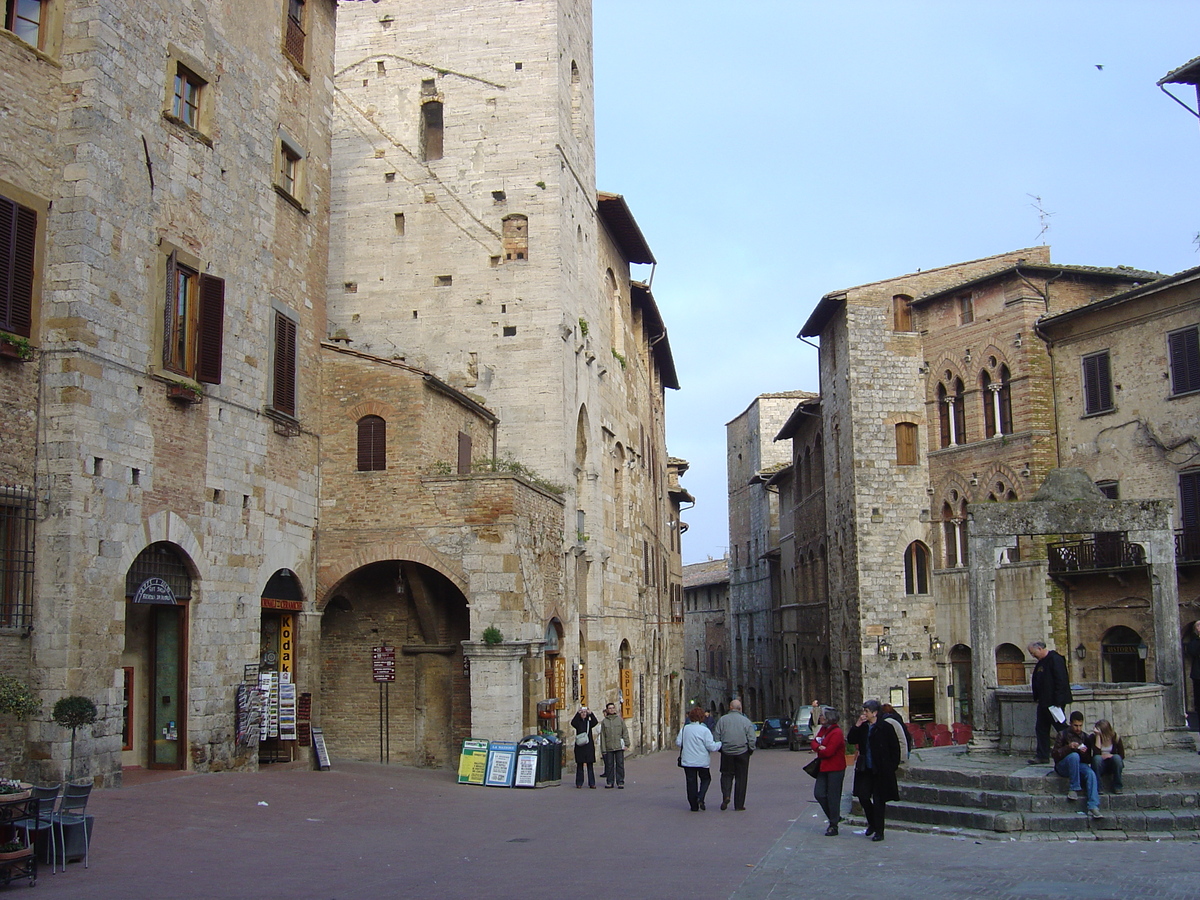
[877, 746, 1200, 840]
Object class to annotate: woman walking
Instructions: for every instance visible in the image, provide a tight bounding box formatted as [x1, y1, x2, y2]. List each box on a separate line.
[677, 706, 722, 811]
[810, 707, 847, 835]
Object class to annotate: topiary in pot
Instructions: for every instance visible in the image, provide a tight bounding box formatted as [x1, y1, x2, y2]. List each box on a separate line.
[52, 696, 97, 780]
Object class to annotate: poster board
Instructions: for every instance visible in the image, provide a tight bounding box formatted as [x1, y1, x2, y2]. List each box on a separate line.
[311, 726, 331, 770]
[513, 748, 539, 787]
[457, 739, 489, 784]
[484, 741, 518, 787]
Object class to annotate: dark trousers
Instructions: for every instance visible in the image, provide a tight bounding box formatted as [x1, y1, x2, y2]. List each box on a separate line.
[854, 769, 887, 835]
[684, 766, 711, 810]
[1193, 679, 1200, 733]
[719, 751, 751, 809]
[1034, 704, 1063, 761]
[575, 761, 594, 787]
[603, 750, 625, 786]
[814, 769, 845, 825]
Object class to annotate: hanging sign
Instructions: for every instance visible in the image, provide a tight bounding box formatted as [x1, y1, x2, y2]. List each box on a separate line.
[457, 739, 490, 785]
[133, 577, 177, 605]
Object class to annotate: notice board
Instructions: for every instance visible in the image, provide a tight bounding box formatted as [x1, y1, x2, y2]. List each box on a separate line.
[484, 741, 518, 787]
[457, 739, 489, 784]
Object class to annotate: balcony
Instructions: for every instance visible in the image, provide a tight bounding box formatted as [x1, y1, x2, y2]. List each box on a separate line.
[1047, 535, 1146, 577]
[1177, 529, 1200, 565]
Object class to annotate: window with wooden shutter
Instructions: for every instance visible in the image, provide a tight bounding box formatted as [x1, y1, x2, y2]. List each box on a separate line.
[1168, 326, 1200, 396]
[196, 274, 224, 384]
[272, 311, 297, 417]
[0, 194, 36, 338]
[356, 416, 385, 471]
[284, 0, 306, 66]
[1082, 351, 1113, 415]
[895, 422, 918, 466]
[457, 431, 472, 475]
[162, 250, 222, 382]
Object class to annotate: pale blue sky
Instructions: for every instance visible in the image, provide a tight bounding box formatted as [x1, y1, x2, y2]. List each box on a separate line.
[594, 1, 1200, 564]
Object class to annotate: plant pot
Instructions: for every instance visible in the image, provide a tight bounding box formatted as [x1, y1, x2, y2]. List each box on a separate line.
[0, 848, 31, 862]
[0, 340, 27, 361]
[166, 383, 202, 403]
[0, 790, 31, 804]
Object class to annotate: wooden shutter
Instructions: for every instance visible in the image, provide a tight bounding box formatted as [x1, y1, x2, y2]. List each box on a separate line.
[163, 251, 177, 369]
[357, 416, 386, 471]
[1182, 472, 1200, 532]
[196, 274, 225, 384]
[457, 431, 472, 474]
[1083, 352, 1112, 414]
[0, 196, 36, 337]
[1169, 328, 1200, 395]
[273, 312, 297, 417]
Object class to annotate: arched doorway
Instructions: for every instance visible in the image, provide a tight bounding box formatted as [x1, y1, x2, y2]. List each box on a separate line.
[258, 569, 304, 762]
[544, 618, 565, 725]
[121, 542, 193, 769]
[1101, 626, 1147, 683]
[320, 559, 469, 766]
[995, 643, 1026, 687]
[949, 644, 973, 726]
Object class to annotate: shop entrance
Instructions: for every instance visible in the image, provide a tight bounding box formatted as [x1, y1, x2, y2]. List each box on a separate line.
[121, 542, 191, 770]
[259, 569, 304, 763]
[1102, 625, 1147, 683]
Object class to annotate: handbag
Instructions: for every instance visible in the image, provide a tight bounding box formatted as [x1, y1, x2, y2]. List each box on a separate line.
[575, 731, 589, 746]
[677, 725, 684, 766]
[802, 756, 821, 778]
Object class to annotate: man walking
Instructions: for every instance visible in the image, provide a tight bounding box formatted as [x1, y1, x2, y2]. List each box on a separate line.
[1028, 640, 1071, 765]
[712, 699, 757, 811]
[598, 701, 629, 789]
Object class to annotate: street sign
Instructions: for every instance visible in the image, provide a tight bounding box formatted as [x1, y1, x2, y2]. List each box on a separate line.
[372, 645, 396, 682]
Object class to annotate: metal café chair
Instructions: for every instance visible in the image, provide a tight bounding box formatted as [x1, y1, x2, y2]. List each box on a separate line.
[12, 784, 59, 873]
[50, 782, 92, 871]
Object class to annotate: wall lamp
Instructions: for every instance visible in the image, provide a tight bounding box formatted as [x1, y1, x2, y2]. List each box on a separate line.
[1075, 643, 1086, 660]
[1137, 642, 1148, 660]
[877, 636, 891, 656]
[930, 636, 944, 655]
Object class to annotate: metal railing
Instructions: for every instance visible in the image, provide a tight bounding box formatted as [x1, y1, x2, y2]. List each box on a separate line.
[1047, 536, 1145, 574]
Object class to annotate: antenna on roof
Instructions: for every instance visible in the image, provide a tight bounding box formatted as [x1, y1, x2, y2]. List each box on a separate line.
[1027, 194, 1054, 245]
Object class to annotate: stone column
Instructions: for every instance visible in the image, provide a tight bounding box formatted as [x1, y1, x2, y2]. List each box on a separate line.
[966, 530, 1014, 740]
[1131, 527, 1186, 729]
[462, 641, 530, 742]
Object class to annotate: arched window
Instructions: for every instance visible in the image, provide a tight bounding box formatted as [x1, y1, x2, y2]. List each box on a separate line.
[942, 497, 967, 567]
[952, 378, 966, 444]
[983, 366, 1013, 437]
[356, 415, 386, 471]
[938, 382, 951, 447]
[904, 541, 929, 594]
[937, 377, 965, 446]
[1101, 625, 1147, 683]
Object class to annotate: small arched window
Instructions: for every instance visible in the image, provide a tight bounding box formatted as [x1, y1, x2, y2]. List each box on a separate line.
[357, 415, 386, 471]
[904, 541, 929, 594]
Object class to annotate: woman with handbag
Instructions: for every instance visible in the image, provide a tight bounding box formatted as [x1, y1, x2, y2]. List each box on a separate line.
[810, 707, 846, 836]
[676, 705, 722, 811]
[570, 706, 599, 788]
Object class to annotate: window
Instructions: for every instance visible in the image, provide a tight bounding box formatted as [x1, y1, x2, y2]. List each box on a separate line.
[1096, 480, 1119, 500]
[1182, 471, 1200, 543]
[283, 0, 306, 67]
[0, 485, 34, 628]
[280, 144, 299, 196]
[1082, 350, 1113, 415]
[958, 294, 974, 325]
[172, 66, 203, 129]
[0, 194, 36, 339]
[942, 500, 967, 568]
[903, 541, 929, 595]
[271, 309, 297, 417]
[163, 49, 213, 141]
[457, 431, 472, 475]
[356, 416, 385, 471]
[938, 377, 966, 446]
[162, 250, 224, 383]
[892, 294, 913, 332]
[421, 100, 443, 162]
[4, 0, 42, 48]
[1169, 326, 1200, 396]
[982, 365, 1013, 437]
[275, 130, 306, 208]
[895, 422, 918, 466]
[502, 214, 528, 261]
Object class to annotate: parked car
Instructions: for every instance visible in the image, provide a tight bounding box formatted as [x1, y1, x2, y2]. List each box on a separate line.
[756, 717, 792, 749]
[788, 714, 814, 751]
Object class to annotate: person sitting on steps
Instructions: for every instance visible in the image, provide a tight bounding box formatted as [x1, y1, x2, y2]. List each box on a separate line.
[1052, 710, 1102, 819]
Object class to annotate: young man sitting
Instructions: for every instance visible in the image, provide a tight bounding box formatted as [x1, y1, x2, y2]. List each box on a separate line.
[1052, 710, 1102, 819]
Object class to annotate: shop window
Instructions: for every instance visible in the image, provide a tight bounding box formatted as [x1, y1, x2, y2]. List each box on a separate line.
[903, 541, 929, 595]
[162, 249, 225, 384]
[356, 415, 386, 471]
[895, 422, 918, 466]
[0, 193, 36, 339]
[892, 294, 913, 332]
[1168, 325, 1200, 396]
[421, 100, 443, 162]
[271, 309, 298, 418]
[1082, 350, 1113, 415]
[0, 485, 35, 628]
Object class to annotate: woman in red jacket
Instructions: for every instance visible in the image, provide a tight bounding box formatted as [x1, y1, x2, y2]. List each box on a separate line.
[810, 707, 847, 836]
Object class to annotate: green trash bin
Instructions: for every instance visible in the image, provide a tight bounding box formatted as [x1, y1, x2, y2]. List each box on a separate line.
[518, 734, 562, 786]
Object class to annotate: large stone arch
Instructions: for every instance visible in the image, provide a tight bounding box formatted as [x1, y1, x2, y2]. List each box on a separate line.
[317, 540, 469, 610]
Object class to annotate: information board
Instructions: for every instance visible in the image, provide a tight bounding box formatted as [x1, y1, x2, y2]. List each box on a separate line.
[311, 726, 331, 770]
[513, 749, 539, 787]
[372, 645, 396, 683]
[484, 741, 518, 787]
[457, 739, 490, 784]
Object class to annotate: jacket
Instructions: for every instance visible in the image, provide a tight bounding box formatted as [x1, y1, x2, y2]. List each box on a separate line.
[570, 711, 598, 764]
[1031, 649, 1072, 709]
[811, 724, 846, 772]
[846, 718, 901, 802]
[712, 711, 757, 756]
[1186, 635, 1200, 681]
[599, 711, 629, 753]
[676, 721, 721, 767]
[1051, 726, 1093, 765]
[1084, 731, 1127, 761]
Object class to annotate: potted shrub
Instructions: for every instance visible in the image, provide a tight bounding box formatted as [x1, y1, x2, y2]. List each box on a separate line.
[52, 696, 97, 780]
[0, 840, 31, 863]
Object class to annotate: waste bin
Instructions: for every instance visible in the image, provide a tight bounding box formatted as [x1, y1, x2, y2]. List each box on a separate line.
[518, 734, 562, 786]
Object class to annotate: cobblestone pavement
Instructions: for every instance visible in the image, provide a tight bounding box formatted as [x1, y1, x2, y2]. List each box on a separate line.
[20, 746, 1200, 900]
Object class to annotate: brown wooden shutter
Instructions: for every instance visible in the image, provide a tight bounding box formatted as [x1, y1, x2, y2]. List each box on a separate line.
[357, 416, 386, 471]
[1169, 328, 1200, 395]
[163, 251, 177, 369]
[273, 312, 297, 417]
[1083, 352, 1112, 414]
[196, 274, 225, 384]
[457, 431, 472, 474]
[0, 196, 36, 338]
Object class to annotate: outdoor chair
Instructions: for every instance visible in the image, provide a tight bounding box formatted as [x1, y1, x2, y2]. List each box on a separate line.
[952, 724, 973, 745]
[51, 782, 92, 871]
[12, 784, 59, 873]
[905, 723, 926, 749]
[931, 731, 953, 747]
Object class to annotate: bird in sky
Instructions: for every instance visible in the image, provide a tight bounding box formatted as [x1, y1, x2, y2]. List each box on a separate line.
[1095, 64, 1104, 70]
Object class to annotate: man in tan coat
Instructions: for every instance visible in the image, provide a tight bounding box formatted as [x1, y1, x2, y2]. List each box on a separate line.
[598, 701, 630, 789]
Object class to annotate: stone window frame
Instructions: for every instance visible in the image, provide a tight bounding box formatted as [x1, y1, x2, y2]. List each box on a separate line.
[903, 541, 930, 595]
[155, 240, 225, 386]
[274, 127, 309, 213]
[162, 44, 215, 146]
[2, 0, 63, 56]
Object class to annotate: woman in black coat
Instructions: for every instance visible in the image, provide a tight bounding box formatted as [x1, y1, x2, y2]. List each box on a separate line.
[570, 706, 599, 788]
[846, 699, 901, 841]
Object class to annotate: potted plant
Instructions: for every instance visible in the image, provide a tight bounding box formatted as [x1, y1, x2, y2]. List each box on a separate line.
[0, 780, 30, 803]
[0, 840, 30, 863]
[52, 696, 97, 780]
[0, 675, 39, 721]
[165, 381, 203, 403]
[0, 332, 31, 361]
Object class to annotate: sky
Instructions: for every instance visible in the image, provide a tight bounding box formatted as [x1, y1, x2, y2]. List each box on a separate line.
[592, 1, 1200, 565]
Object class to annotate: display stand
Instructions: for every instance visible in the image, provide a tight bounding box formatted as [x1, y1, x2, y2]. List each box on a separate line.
[0, 792, 38, 887]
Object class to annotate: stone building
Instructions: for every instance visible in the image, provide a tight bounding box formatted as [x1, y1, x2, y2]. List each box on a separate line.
[725, 392, 812, 719]
[0, 0, 337, 781]
[682, 557, 731, 717]
[795, 248, 1160, 724]
[326, 0, 684, 754]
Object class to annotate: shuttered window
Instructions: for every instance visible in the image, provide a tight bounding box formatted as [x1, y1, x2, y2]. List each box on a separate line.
[356, 416, 386, 471]
[1082, 351, 1113, 415]
[895, 422, 918, 466]
[162, 251, 223, 383]
[0, 195, 36, 338]
[1168, 326, 1200, 396]
[457, 431, 472, 475]
[272, 311, 297, 417]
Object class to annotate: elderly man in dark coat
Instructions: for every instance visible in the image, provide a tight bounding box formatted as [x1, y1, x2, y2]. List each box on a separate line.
[1028, 640, 1072, 765]
[846, 699, 902, 842]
